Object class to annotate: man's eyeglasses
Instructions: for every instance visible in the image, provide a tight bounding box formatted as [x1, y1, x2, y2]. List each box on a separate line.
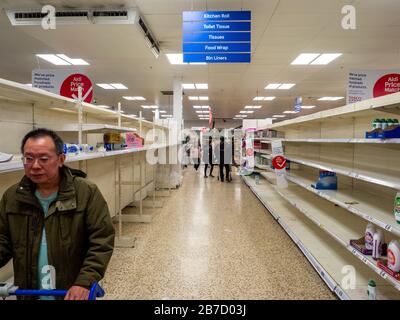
[21, 155, 55, 166]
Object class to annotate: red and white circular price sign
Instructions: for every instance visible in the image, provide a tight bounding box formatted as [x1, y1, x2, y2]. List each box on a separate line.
[373, 73, 400, 98]
[60, 73, 93, 103]
[272, 155, 286, 170]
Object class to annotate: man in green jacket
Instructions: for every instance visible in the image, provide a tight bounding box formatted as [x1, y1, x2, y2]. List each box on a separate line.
[0, 128, 115, 300]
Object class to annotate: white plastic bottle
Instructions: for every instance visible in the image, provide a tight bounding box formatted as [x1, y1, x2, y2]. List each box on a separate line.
[372, 230, 384, 260]
[367, 279, 377, 300]
[387, 240, 400, 273]
[365, 223, 376, 251]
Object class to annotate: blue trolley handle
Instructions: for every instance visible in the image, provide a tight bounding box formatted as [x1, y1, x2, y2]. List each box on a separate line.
[11, 282, 104, 300]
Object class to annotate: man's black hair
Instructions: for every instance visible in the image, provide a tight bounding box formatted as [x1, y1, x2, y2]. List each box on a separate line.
[21, 128, 64, 155]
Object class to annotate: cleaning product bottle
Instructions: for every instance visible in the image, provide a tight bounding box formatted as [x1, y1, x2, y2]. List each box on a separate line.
[381, 119, 388, 130]
[387, 240, 400, 272]
[367, 279, 377, 300]
[394, 192, 400, 224]
[372, 119, 381, 130]
[372, 229, 384, 260]
[365, 223, 376, 250]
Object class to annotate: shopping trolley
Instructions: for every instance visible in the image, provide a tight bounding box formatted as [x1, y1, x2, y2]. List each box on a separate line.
[0, 282, 105, 300]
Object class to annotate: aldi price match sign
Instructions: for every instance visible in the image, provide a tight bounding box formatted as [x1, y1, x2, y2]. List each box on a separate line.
[182, 11, 251, 63]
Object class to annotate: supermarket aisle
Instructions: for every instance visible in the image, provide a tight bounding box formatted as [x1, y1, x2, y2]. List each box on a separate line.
[102, 167, 335, 300]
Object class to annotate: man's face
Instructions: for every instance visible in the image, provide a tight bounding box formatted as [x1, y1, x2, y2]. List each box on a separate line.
[23, 136, 65, 185]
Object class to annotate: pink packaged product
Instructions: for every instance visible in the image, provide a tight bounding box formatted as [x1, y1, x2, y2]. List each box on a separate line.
[126, 132, 143, 148]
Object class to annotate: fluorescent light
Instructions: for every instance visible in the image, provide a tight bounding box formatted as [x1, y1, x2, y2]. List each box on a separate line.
[141, 105, 158, 109]
[150, 46, 160, 59]
[301, 105, 317, 109]
[126, 114, 137, 117]
[318, 97, 344, 101]
[36, 54, 71, 65]
[123, 96, 146, 101]
[253, 97, 265, 101]
[283, 110, 299, 114]
[264, 97, 276, 101]
[96, 105, 111, 109]
[189, 96, 199, 100]
[193, 106, 202, 109]
[273, 115, 286, 118]
[190, 62, 207, 65]
[110, 83, 128, 90]
[196, 111, 203, 113]
[291, 53, 320, 65]
[195, 83, 208, 89]
[166, 53, 185, 65]
[240, 111, 254, 114]
[182, 83, 195, 89]
[56, 54, 89, 66]
[245, 106, 262, 109]
[278, 83, 296, 90]
[97, 84, 115, 90]
[310, 53, 342, 65]
[201, 106, 209, 109]
[152, 110, 166, 113]
[199, 96, 209, 100]
[265, 83, 281, 89]
[161, 114, 173, 117]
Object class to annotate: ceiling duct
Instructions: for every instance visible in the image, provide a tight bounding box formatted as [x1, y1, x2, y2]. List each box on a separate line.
[5, 8, 139, 26]
[137, 16, 160, 58]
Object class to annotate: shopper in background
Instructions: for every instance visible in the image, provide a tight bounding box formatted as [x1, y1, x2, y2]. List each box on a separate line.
[203, 136, 215, 178]
[192, 139, 201, 171]
[218, 136, 232, 182]
[0, 128, 115, 300]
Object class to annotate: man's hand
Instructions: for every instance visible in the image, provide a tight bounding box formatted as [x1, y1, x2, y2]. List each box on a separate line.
[64, 286, 89, 300]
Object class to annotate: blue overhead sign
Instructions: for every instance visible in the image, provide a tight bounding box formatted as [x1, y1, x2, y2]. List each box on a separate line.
[182, 11, 251, 64]
[183, 43, 251, 53]
[183, 53, 251, 63]
[183, 32, 251, 43]
[183, 21, 251, 32]
[183, 11, 251, 22]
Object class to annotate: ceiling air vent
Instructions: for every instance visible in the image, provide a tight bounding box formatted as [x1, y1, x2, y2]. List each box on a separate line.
[6, 8, 138, 26]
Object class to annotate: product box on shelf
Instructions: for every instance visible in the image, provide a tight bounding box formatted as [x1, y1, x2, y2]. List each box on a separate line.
[126, 132, 144, 148]
[311, 170, 337, 190]
[377, 259, 400, 281]
[350, 237, 373, 255]
[103, 132, 123, 144]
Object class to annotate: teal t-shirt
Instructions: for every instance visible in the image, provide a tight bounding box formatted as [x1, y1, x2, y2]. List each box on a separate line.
[35, 190, 58, 300]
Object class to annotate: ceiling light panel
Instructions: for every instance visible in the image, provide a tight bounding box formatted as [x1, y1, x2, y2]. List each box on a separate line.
[278, 83, 296, 90]
[56, 54, 89, 65]
[36, 54, 71, 65]
[189, 96, 199, 100]
[291, 53, 320, 65]
[199, 96, 209, 100]
[310, 53, 342, 65]
[110, 83, 128, 89]
[182, 83, 196, 89]
[195, 83, 208, 89]
[96, 84, 115, 90]
[265, 83, 281, 89]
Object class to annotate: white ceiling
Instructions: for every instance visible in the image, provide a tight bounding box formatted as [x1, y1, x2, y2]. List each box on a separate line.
[0, 0, 399, 124]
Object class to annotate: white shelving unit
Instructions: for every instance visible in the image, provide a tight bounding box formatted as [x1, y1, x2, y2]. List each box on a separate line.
[0, 78, 175, 281]
[287, 156, 400, 190]
[36, 123, 138, 133]
[243, 93, 400, 300]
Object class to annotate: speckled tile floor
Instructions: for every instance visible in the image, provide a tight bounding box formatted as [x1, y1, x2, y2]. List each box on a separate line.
[101, 167, 336, 300]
